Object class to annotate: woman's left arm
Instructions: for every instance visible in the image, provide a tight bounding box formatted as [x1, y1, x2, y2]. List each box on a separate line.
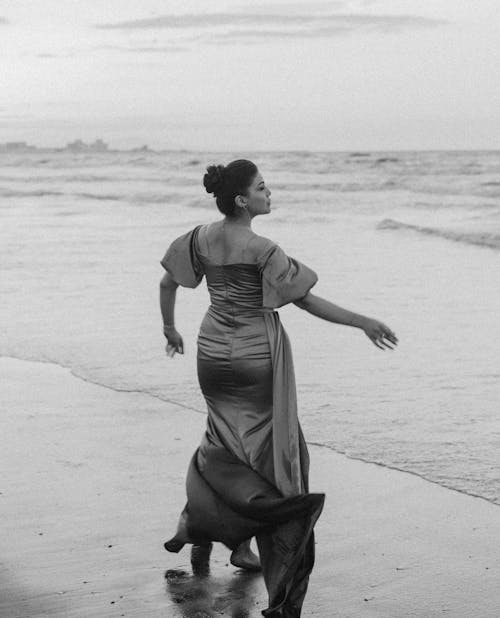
[160, 272, 184, 356]
[294, 292, 398, 350]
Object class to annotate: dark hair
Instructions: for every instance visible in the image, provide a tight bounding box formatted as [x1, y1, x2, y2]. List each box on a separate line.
[203, 159, 258, 216]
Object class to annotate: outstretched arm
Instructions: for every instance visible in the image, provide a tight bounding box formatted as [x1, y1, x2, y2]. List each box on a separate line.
[160, 272, 184, 356]
[294, 292, 398, 350]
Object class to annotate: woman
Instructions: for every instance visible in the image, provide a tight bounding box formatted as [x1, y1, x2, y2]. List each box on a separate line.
[160, 159, 397, 617]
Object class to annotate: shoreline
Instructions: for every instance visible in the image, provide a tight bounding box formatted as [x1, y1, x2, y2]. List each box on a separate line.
[308, 441, 500, 509]
[4, 353, 498, 510]
[2, 356, 499, 617]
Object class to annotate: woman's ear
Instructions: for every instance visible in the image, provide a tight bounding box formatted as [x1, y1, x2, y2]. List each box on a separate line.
[235, 195, 248, 209]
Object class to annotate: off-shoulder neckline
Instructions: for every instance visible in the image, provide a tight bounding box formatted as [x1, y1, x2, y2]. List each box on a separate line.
[194, 224, 277, 264]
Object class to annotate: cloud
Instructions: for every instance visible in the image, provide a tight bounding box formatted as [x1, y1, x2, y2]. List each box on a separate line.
[203, 26, 347, 43]
[125, 46, 186, 53]
[0, 17, 9, 25]
[95, 11, 446, 52]
[96, 12, 445, 35]
[236, 1, 347, 11]
[99, 44, 187, 54]
[205, 14, 445, 44]
[96, 14, 319, 29]
[34, 44, 185, 60]
[333, 13, 446, 31]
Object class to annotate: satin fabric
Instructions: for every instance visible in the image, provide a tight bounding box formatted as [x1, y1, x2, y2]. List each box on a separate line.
[162, 226, 324, 617]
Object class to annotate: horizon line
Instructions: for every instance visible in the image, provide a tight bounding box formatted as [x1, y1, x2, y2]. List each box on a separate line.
[1, 141, 500, 154]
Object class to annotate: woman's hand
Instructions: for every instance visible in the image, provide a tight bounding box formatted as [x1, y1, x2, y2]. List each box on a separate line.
[164, 327, 184, 357]
[361, 318, 398, 350]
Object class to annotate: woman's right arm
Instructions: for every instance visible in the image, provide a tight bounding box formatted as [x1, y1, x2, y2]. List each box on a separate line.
[294, 292, 398, 350]
[160, 272, 184, 356]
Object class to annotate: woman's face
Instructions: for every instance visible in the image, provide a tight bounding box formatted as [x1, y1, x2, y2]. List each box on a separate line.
[244, 171, 271, 217]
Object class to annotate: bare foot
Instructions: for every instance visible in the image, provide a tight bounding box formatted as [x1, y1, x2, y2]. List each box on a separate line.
[191, 542, 213, 576]
[230, 540, 261, 572]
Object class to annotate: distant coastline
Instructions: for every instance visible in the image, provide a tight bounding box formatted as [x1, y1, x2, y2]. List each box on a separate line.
[1, 141, 499, 155]
[0, 139, 153, 154]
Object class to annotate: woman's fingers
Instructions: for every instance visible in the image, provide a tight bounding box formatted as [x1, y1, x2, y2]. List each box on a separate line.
[166, 342, 183, 357]
[379, 323, 398, 341]
[370, 335, 385, 350]
[386, 332, 398, 344]
[165, 334, 184, 357]
[382, 333, 397, 347]
[379, 335, 396, 349]
[365, 320, 398, 350]
[370, 331, 397, 350]
[379, 324, 398, 346]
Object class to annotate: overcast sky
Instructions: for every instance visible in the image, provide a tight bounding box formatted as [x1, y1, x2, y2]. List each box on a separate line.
[1, 0, 499, 150]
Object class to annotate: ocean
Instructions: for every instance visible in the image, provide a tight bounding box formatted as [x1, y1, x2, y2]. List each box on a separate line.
[1, 149, 499, 505]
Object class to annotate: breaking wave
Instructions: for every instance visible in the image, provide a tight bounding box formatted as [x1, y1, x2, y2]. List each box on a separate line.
[377, 218, 500, 250]
[0, 188, 64, 198]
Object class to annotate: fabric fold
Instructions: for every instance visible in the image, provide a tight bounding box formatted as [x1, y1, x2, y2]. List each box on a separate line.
[166, 447, 324, 550]
[260, 245, 318, 309]
[264, 311, 303, 497]
[160, 225, 204, 287]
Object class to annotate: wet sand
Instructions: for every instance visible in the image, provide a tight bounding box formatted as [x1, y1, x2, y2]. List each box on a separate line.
[1, 357, 499, 617]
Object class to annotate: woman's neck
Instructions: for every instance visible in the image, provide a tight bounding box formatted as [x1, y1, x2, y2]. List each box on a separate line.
[223, 212, 253, 228]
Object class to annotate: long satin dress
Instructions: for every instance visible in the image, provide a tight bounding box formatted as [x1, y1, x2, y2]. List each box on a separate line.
[161, 225, 325, 618]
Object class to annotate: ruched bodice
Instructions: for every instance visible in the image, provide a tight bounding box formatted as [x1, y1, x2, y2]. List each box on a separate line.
[203, 263, 266, 312]
[198, 263, 274, 371]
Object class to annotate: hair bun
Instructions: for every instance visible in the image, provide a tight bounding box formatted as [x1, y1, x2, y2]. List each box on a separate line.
[203, 164, 225, 196]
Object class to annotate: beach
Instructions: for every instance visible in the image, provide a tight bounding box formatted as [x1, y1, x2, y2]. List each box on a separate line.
[1, 149, 499, 616]
[3, 0, 500, 613]
[1, 356, 499, 617]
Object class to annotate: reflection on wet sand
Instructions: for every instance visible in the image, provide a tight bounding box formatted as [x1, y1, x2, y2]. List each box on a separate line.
[165, 568, 263, 617]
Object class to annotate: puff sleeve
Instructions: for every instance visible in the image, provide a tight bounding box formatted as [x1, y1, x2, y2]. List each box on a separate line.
[160, 225, 204, 288]
[260, 244, 318, 308]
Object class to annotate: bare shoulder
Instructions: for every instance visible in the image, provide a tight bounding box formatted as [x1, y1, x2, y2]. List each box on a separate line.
[246, 232, 277, 260]
[195, 221, 223, 244]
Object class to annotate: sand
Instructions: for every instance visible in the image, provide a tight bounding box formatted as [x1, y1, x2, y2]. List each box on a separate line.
[1, 356, 499, 617]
